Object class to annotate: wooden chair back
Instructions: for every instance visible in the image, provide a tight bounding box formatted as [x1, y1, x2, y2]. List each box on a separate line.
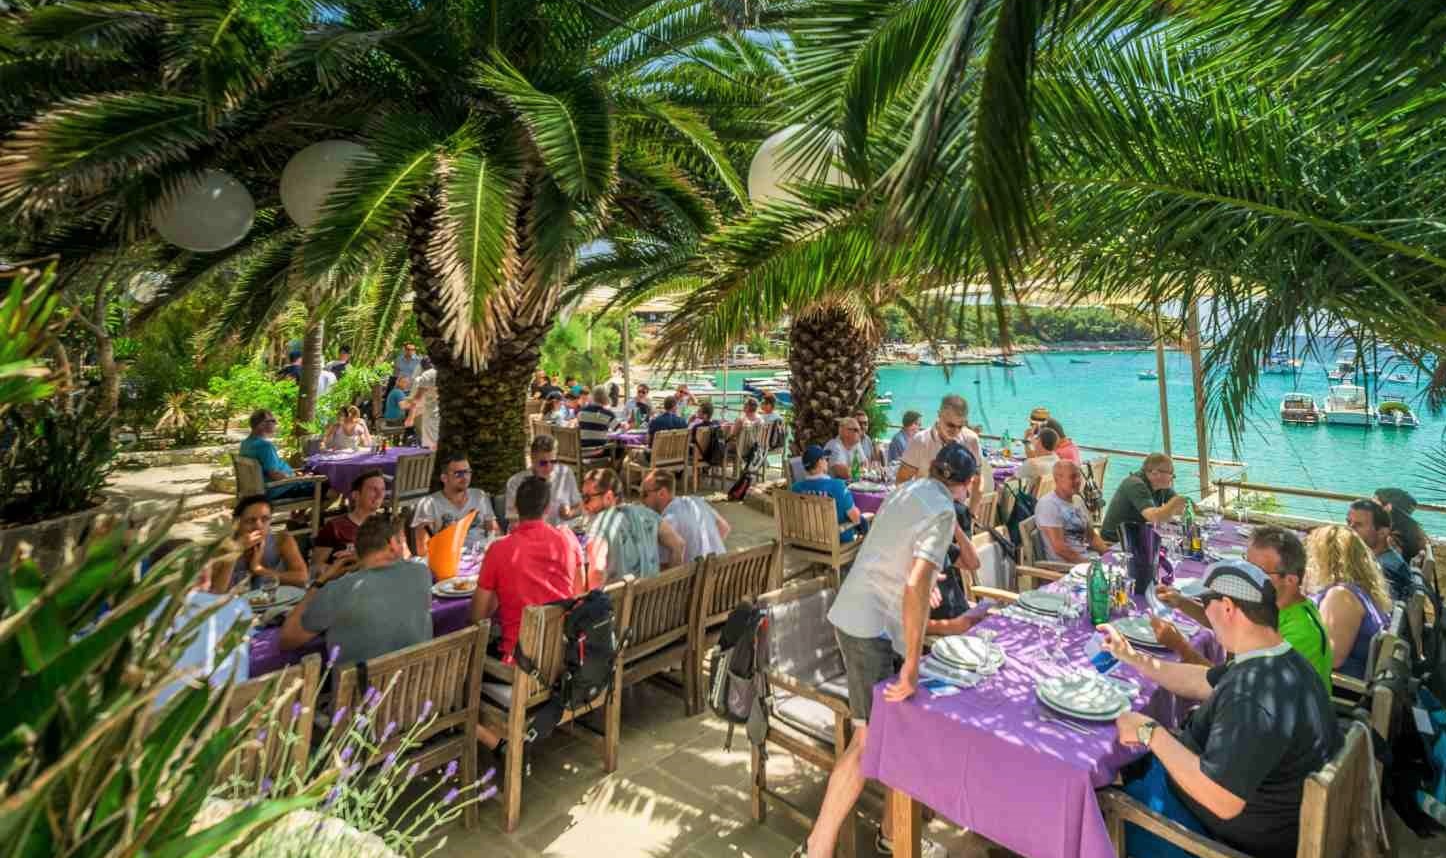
[1407, 590, 1427, 660]
[234, 456, 266, 496]
[391, 450, 435, 510]
[695, 541, 782, 635]
[552, 424, 584, 472]
[530, 416, 554, 441]
[525, 399, 544, 418]
[617, 562, 699, 690]
[732, 422, 763, 475]
[1018, 515, 1043, 566]
[974, 491, 998, 534]
[1298, 722, 1375, 858]
[222, 654, 321, 789]
[649, 428, 690, 470]
[774, 491, 843, 554]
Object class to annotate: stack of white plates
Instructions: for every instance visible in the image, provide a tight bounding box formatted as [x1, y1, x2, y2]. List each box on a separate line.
[247, 585, 305, 611]
[1036, 672, 1134, 721]
[1016, 590, 1071, 617]
[923, 635, 1004, 685]
[848, 481, 886, 493]
[1111, 616, 1168, 649]
[1067, 561, 1121, 582]
[1173, 577, 1206, 598]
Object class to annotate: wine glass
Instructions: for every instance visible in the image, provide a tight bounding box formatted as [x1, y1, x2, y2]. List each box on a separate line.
[259, 572, 279, 604]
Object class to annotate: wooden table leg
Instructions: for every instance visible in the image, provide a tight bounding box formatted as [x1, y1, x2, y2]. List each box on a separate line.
[889, 789, 923, 858]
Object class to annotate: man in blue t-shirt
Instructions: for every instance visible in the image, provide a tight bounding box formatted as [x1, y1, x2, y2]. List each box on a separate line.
[790, 444, 862, 542]
[383, 374, 411, 422]
[647, 395, 689, 444]
[238, 410, 313, 500]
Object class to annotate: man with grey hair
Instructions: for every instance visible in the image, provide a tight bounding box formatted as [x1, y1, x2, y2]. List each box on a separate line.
[576, 383, 620, 462]
[1036, 459, 1109, 563]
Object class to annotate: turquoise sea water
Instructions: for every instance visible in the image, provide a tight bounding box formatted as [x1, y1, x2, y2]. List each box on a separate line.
[712, 350, 1444, 533]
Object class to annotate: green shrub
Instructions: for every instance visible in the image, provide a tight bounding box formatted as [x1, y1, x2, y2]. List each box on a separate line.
[208, 365, 300, 438]
[302, 363, 391, 436]
[0, 395, 116, 524]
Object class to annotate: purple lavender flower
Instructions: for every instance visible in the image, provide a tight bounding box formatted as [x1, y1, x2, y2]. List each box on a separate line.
[380, 720, 397, 742]
[344, 762, 361, 780]
[354, 714, 369, 733]
[323, 786, 340, 808]
[259, 777, 274, 797]
[444, 759, 458, 779]
[442, 787, 459, 805]
[290, 701, 303, 721]
[382, 751, 398, 772]
[478, 785, 498, 803]
[327, 645, 341, 668]
[340, 746, 354, 764]
[480, 767, 496, 785]
[407, 761, 420, 779]
[256, 728, 268, 742]
[330, 706, 349, 727]
[418, 699, 434, 722]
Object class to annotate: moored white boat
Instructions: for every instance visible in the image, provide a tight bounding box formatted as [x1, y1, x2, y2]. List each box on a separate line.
[1137, 369, 1158, 381]
[1323, 385, 1375, 426]
[1377, 400, 1420, 428]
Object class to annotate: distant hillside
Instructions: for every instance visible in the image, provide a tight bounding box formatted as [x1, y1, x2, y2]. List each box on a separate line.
[883, 305, 1153, 345]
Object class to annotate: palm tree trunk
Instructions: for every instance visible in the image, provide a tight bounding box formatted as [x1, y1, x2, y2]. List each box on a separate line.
[297, 317, 323, 428]
[787, 305, 879, 453]
[408, 197, 552, 493]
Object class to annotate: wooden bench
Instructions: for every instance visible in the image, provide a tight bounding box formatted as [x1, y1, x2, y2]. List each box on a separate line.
[689, 541, 781, 713]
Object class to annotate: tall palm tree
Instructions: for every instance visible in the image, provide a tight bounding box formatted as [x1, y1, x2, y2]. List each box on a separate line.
[0, 0, 764, 488]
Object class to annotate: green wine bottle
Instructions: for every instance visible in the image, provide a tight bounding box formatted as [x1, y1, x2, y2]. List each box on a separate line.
[1088, 558, 1111, 625]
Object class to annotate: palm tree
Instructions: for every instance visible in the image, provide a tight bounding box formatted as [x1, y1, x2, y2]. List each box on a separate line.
[0, 0, 765, 488]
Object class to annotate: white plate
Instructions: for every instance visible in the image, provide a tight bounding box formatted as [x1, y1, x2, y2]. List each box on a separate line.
[1174, 577, 1205, 598]
[1111, 616, 1165, 648]
[921, 656, 984, 688]
[432, 579, 477, 599]
[247, 585, 305, 611]
[1017, 590, 1071, 616]
[931, 636, 1003, 672]
[1212, 546, 1247, 561]
[1036, 673, 1133, 720]
[1068, 561, 1122, 580]
[848, 481, 886, 493]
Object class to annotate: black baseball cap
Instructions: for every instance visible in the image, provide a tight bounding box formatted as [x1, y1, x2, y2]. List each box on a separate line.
[934, 441, 977, 483]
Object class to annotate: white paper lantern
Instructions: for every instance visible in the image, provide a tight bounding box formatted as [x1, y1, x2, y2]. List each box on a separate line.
[280, 140, 368, 228]
[747, 124, 850, 207]
[152, 170, 256, 252]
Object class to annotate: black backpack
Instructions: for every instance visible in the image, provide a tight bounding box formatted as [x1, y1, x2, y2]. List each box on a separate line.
[695, 422, 725, 467]
[515, 588, 627, 741]
[708, 601, 769, 751]
[1001, 482, 1037, 562]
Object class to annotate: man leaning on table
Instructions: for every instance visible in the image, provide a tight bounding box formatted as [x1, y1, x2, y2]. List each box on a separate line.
[1100, 452, 1188, 542]
[1154, 524, 1334, 692]
[793, 442, 986, 858]
[1101, 561, 1339, 858]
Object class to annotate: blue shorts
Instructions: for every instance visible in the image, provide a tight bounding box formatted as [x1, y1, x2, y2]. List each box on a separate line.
[1122, 756, 1210, 858]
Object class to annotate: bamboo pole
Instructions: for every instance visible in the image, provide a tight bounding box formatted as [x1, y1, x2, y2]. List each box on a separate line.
[1154, 307, 1172, 458]
[1187, 302, 1211, 499]
[622, 312, 631, 404]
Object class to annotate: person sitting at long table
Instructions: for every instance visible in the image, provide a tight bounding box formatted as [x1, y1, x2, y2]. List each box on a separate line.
[1099, 452, 1187, 542]
[1102, 561, 1339, 858]
[1304, 524, 1392, 680]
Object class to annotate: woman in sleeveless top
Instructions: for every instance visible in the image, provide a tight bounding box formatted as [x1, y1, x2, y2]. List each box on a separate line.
[1304, 524, 1393, 679]
[324, 405, 372, 451]
[217, 495, 310, 590]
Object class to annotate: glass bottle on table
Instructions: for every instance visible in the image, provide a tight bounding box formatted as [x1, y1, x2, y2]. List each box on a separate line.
[1088, 558, 1111, 626]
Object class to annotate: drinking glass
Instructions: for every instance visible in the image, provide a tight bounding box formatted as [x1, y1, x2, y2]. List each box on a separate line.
[259, 573, 279, 604]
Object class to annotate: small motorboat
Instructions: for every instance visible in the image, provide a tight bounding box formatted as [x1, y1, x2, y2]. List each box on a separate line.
[1377, 400, 1420, 428]
[991, 356, 1023, 368]
[1069, 358, 1091, 364]
[1138, 369, 1158, 381]
[1323, 384, 1375, 426]
[1279, 393, 1321, 425]
[1385, 372, 1413, 385]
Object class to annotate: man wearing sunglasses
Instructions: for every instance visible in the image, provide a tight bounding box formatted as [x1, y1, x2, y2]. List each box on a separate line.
[411, 454, 499, 557]
[1099, 561, 1338, 858]
[894, 394, 981, 488]
[504, 435, 582, 527]
[1100, 452, 1188, 542]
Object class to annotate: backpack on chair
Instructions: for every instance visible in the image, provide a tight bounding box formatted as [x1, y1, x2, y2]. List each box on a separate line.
[708, 601, 770, 751]
[999, 482, 1037, 563]
[1080, 465, 1106, 519]
[514, 588, 629, 742]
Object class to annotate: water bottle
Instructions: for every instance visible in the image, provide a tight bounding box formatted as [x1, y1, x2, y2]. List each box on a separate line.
[1088, 558, 1111, 625]
[850, 449, 862, 483]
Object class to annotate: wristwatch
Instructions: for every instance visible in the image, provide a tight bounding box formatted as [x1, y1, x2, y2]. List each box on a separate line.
[1136, 719, 1159, 748]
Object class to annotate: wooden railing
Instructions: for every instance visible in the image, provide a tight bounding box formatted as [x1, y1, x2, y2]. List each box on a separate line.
[1213, 478, 1446, 518]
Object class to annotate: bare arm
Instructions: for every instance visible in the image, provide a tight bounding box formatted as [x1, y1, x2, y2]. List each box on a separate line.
[272, 533, 310, 587]
[712, 508, 732, 542]
[1099, 624, 1215, 700]
[1319, 587, 1365, 670]
[828, 462, 851, 480]
[657, 519, 686, 566]
[885, 556, 939, 703]
[470, 588, 499, 625]
[1142, 495, 1188, 524]
[412, 525, 431, 558]
[1147, 728, 1247, 820]
[586, 538, 608, 590]
[1040, 525, 1088, 564]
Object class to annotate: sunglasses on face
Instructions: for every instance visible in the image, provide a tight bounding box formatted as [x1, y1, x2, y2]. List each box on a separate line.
[582, 491, 605, 502]
[450, 469, 472, 477]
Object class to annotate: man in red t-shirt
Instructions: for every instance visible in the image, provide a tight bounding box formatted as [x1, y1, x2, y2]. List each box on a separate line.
[471, 475, 582, 751]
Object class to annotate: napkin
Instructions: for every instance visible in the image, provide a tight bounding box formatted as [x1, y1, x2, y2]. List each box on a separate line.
[427, 510, 477, 582]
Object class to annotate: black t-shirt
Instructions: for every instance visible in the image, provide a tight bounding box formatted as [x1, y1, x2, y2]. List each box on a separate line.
[1169, 644, 1339, 858]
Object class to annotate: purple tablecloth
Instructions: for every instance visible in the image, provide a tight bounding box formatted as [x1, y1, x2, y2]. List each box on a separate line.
[305, 446, 429, 493]
[860, 585, 1221, 858]
[852, 489, 886, 516]
[249, 592, 475, 676]
[990, 460, 1019, 485]
[607, 430, 649, 448]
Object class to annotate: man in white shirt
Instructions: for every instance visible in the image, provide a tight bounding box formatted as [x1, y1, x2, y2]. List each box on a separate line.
[798, 443, 985, 858]
[1036, 459, 1110, 563]
[1017, 426, 1061, 487]
[641, 469, 730, 566]
[406, 364, 439, 449]
[505, 435, 582, 527]
[315, 366, 337, 399]
[823, 417, 868, 479]
[411, 454, 500, 556]
[895, 394, 982, 486]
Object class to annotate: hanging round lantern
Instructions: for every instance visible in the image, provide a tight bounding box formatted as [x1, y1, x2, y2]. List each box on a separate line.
[151, 170, 255, 252]
[747, 124, 850, 207]
[280, 140, 368, 228]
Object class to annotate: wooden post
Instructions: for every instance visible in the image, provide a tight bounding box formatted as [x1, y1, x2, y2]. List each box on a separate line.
[1187, 303, 1211, 500]
[1154, 308, 1172, 458]
[622, 312, 631, 402]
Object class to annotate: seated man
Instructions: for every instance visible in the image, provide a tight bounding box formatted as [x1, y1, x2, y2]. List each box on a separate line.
[581, 468, 685, 587]
[887, 410, 922, 464]
[1156, 525, 1333, 692]
[1034, 460, 1109, 563]
[791, 444, 862, 542]
[505, 435, 581, 527]
[1347, 497, 1420, 602]
[1376, 487, 1429, 567]
[851, 409, 881, 465]
[823, 417, 868, 479]
[239, 409, 314, 501]
[1100, 452, 1188, 542]
[641, 469, 730, 566]
[646, 395, 689, 444]
[383, 374, 412, 424]
[577, 384, 621, 463]
[1017, 426, 1061, 486]
[411, 454, 500, 557]
[627, 384, 652, 427]
[1103, 561, 1340, 858]
[312, 469, 388, 572]
[280, 513, 433, 666]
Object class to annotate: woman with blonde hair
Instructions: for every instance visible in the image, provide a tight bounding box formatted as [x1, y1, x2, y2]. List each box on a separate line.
[1305, 524, 1393, 679]
[323, 404, 372, 451]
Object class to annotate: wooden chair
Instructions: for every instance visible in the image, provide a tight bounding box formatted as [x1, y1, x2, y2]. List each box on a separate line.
[623, 428, 690, 496]
[973, 490, 998, 535]
[970, 565, 1067, 606]
[1018, 515, 1073, 582]
[389, 450, 435, 514]
[552, 424, 586, 475]
[773, 489, 861, 586]
[749, 577, 858, 858]
[1334, 603, 1405, 699]
[688, 424, 727, 490]
[689, 541, 781, 713]
[480, 588, 623, 832]
[1406, 590, 1427, 662]
[233, 456, 326, 538]
[728, 422, 764, 481]
[333, 622, 490, 829]
[1099, 721, 1377, 858]
[1085, 455, 1110, 524]
[221, 654, 321, 791]
[611, 561, 702, 723]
